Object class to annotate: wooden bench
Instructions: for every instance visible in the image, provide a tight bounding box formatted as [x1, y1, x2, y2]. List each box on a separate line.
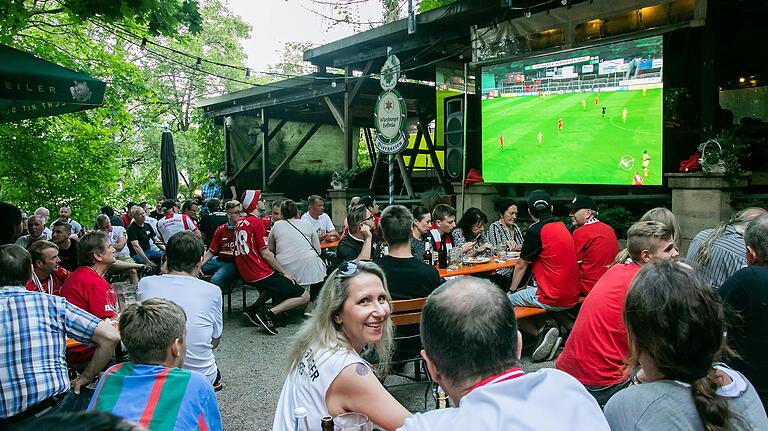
[388, 297, 431, 408]
[513, 296, 586, 320]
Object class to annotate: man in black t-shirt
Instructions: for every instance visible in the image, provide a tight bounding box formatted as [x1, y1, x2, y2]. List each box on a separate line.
[51, 220, 78, 271]
[199, 198, 228, 246]
[720, 214, 768, 409]
[375, 205, 442, 362]
[126, 206, 165, 268]
[336, 204, 375, 265]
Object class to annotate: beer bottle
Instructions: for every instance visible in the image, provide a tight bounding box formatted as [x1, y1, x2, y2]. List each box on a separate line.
[423, 240, 433, 265]
[321, 416, 334, 431]
[438, 244, 448, 269]
[293, 407, 310, 431]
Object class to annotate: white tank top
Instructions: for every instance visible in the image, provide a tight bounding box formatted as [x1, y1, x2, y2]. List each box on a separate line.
[272, 345, 366, 431]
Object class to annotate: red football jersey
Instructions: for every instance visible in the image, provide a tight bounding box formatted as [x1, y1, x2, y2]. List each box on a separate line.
[25, 266, 70, 296]
[209, 224, 236, 263]
[234, 215, 274, 283]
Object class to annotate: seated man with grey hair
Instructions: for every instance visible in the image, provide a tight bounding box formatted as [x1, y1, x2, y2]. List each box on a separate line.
[720, 214, 768, 409]
[14, 215, 51, 248]
[399, 277, 609, 430]
[88, 298, 222, 430]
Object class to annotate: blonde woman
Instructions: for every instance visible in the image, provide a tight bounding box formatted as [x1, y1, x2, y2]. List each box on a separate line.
[272, 260, 411, 431]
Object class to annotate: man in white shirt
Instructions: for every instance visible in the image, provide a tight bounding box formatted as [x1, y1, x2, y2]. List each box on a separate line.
[137, 231, 223, 390]
[156, 199, 201, 243]
[398, 277, 610, 431]
[300, 195, 339, 242]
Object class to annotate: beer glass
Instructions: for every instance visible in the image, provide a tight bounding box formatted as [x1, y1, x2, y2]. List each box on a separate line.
[497, 242, 507, 259]
[333, 412, 371, 431]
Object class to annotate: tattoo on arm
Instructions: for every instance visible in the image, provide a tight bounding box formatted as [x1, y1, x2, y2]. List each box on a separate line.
[355, 363, 369, 376]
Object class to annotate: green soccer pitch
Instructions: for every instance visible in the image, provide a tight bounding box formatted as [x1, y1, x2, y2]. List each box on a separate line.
[482, 87, 663, 185]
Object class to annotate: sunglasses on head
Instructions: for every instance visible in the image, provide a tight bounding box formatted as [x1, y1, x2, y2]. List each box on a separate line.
[337, 260, 361, 279]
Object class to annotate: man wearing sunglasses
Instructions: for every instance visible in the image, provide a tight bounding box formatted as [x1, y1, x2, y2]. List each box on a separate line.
[336, 204, 376, 265]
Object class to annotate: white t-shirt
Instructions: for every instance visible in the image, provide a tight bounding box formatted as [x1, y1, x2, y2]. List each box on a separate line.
[398, 368, 610, 431]
[300, 212, 336, 235]
[273, 345, 366, 431]
[141, 217, 161, 252]
[156, 213, 198, 242]
[268, 219, 326, 286]
[107, 226, 129, 257]
[137, 274, 223, 384]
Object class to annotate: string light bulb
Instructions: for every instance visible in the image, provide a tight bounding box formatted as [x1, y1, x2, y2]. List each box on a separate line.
[140, 38, 147, 50]
[561, 0, 568, 5]
[525, 9, 532, 18]
[195, 57, 202, 68]
[245, 68, 251, 78]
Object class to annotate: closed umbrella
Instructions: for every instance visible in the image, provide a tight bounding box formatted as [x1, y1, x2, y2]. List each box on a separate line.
[160, 127, 179, 199]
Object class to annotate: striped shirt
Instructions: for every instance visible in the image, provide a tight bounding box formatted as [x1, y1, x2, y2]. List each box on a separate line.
[487, 221, 524, 277]
[686, 225, 747, 288]
[89, 362, 222, 431]
[0, 286, 101, 418]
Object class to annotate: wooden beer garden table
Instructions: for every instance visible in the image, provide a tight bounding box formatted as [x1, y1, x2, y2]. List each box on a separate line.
[320, 239, 340, 250]
[437, 257, 518, 278]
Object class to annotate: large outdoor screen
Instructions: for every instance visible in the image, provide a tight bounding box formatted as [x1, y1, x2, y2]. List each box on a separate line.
[481, 35, 663, 185]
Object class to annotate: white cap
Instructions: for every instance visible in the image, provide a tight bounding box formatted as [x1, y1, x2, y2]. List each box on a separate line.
[293, 407, 308, 418]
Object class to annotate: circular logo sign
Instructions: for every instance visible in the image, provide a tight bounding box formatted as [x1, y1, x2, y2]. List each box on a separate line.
[374, 89, 407, 154]
[380, 54, 401, 91]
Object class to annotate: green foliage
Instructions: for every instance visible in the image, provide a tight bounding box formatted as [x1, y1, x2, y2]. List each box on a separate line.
[598, 206, 636, 239]
[0, 0, 202, 39]
[269, 41, 316, 77]
[0, 0, 250, 222]
[417, 0, 456, 13]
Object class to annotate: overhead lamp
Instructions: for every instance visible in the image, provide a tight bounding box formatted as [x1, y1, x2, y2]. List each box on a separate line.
[739, 77, 746, 83]
[331, 80, 337, 88]
[561, 0, 568, 5]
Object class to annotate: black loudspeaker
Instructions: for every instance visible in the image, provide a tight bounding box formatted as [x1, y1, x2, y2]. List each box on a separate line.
[443, 94, 479, 181]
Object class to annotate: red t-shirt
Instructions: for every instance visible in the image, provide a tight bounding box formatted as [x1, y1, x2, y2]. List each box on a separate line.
[25, 267, 70, 296]
[61, 266, 117, 364]
[209, 224, 236, 263]
[234, 215, 274, 283]
[556, 262, 641, 386]
[520, 217, 579, 307]
[572, 221, 620, 295]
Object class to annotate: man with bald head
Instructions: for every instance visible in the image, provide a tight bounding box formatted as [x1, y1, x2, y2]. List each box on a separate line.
[126, 205, 165, 270]
[687, 207, 768, 287]
[398, 277, 609, 431]
[51, 206, 82, 236]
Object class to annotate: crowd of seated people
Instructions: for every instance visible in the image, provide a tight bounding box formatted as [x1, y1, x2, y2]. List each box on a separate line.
[2, 190, 768, 430]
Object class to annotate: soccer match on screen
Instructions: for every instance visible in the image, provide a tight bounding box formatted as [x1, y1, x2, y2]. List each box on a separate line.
[481, 35, 663, 186]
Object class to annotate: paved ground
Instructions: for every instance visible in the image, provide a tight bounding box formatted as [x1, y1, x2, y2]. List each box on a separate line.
[214, 289, 556, 430]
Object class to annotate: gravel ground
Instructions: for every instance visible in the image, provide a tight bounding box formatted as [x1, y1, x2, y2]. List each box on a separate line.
[215, 289, 557, 431]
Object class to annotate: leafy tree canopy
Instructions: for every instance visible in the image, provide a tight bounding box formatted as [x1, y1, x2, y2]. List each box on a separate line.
[0, 0, 202, 39]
